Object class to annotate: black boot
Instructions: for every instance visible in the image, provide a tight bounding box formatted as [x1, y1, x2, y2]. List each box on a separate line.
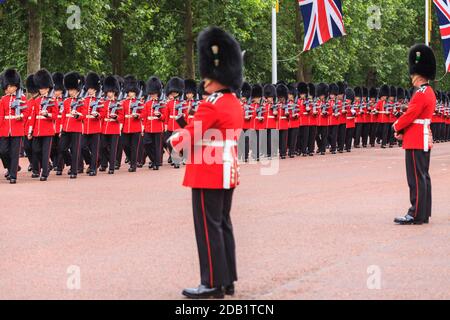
[182, 285, 224, 299]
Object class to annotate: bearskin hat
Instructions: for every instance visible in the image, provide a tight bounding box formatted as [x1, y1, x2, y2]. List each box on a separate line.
[362, 87, 368, 98]
[84, 72, 101, 91]
[115, 76, 124, 92]
[345, 88, 355, 102]
[378, 84, 390, 98]
[308, 83, 316, 98]
[184, 79, 197, 95]
[389, 85, 397, 98]
[297, 82, 308, 95]
[369, 87, 378, 99]
[251, 84, 263, 98]
[197, 26, 243, 90]
[52, 72, 65, 92]
[103, 75, 120, 95]
[354, 87, 362, 99]
[33, 69, 53, 90]
[123, 75, 140, 94]
[165, 77, 185, 95]
[64, 72, 83, 91]
[396, 87, 405, 100]
[276, 83, 289, 100]
[146, 76, 163, 96]
[25, 74, 39, 95]
[198, 81, 207, 97]
[2, 68, 21, 90]
[329, 83, 339, 96]
[408, 44, 436, 80]
[288, 83, 297, 97]
[263, 84, 276, 98]
[316, 83, 329, 97]
[241, 82, 252, 99]
[337, 81, 346, 95]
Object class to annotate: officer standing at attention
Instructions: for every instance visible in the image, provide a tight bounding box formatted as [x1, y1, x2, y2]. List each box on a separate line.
[394, 44, 436, 225]
[168, 26, 243, 299]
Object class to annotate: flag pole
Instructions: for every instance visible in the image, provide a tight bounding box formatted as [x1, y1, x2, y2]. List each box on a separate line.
[272, 5, 278, 84]
[425, 0, 430, 46]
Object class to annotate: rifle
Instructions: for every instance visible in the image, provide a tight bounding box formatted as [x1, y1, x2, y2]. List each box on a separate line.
[312, 98, 319, 116]
[40, 89, 56, 114]
[175, 100, 188, 117]
[256, 99, 267, 120]
[333, 98, 341, 117]
[90, 88, 104, 115]
[58, 92, 68, 114]
[109, 91, 124, 117]
[10, 88, 28, 117]
[321, 99, 329, 117]
[244, 99, 253, 119]
[152, 91, 167, 113]
[130, 89, 144, 115]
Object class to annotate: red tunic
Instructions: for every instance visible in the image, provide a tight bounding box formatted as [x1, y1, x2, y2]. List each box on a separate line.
[288, 99, 300, 128]
[122, 98, 143, 134]
[54, 96, 65, 134]
[265, 103, 277, 129]
[0, 94, 29, 137]
[345, 101, 356, 129]
[277, 103, 290, 130]
[142, 99, 167, 133]
[28, 96, 58, 137]
[82, 96, 105, 135]
[169, 92, 243, 189]
[309, 99, 320, 126]
[242, 101, 255, 130]
[393, 85, 435, 151]
[61, 97, 86, 133]
[102, 99, 124, 135]
[329, 99, 340, 126]
[317, 100, 330, 127]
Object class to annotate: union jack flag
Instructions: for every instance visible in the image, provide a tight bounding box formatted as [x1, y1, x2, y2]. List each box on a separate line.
[434, 0, 450, 72]
[298, 0, 346, 51]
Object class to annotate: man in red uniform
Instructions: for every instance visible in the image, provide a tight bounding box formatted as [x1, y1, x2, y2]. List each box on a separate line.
[287, 83, 299, 158]
[328, 83, 340, 154]
[0, 69, 28, 184]
[168, 26, 243, 299]
[252, 84, 264, 161]
[368, 87, 379, 147]
[239, 82, 253, 162]
[142, 76, 166, 170]
[344, 88, 356, 152]
[263, 84, 277, 159]
[377, 85, 390, 148]
[57, 72, 85, 179]
[23, 74, 40, 172]
[297, 82, 310, 156]
[336, 81, 347, 153]
[50, 72, 66, 171]
[100, 75, 124, 174]
[276, 83, 290, 159]
[28, 69, 57, 181]
[315, 83, 329, 155]
[393, 44, 436, 225]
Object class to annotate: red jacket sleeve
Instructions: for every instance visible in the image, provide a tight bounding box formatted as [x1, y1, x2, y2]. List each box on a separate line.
[393, 91, 425, 132]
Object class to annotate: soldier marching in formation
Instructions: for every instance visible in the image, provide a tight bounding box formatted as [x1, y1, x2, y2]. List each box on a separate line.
[1, 65, 450, 184]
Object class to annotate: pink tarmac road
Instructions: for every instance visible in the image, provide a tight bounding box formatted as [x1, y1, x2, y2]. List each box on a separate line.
[1, 143, 449, 300]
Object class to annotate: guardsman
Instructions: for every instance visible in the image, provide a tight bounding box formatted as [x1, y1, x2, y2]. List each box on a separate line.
[0, 68, 28, 184]
[240, 82, 253, 162]
[185, 79, 198, 126]
[57, 72, 85, 179]
[51, 72, 66, 170]
[121, 75, 143, 172]
[100, 75, 124, 174]
[164, 77, 185, 169]
[446, 93, 450, 141]
[263, 84, 277, 159]
[307, 83, 318, 156]
[328, 83, 340, 154]
[394, 44, 436, 225]
[368, 87, 379, 147]
[377, 84, 390, 148]
[28, 69, 57, 181]
[24, 74, 40, 172]
[168, 26, 243, 299]
[252, 84, 264, 161]
[336, 81, 347, 153]
[360, 87, 370, 148]
[344, 87, 356, 152]
[142, 76, 166, 170]
[276, 83, 290, 159]
[287, 83, 299, 158]
[315, 83, 329, 155]
[353, 87, 363, 148]
[388, 86, 398, 147]
[296, 82, 310, 156]
[81, 72, 104, 176]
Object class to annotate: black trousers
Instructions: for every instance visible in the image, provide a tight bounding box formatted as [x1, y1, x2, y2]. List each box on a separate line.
[381, 123, 391, 147]
[137, 136, 146, 165]
[116, 136, 124, 168]
[81, 133, 101, 172]
[328, 125, 338, 152]
[0, 136, 21, 180]
[100, 134, 120, 171]
[122, 132, 141, 169]
[337, 124, 346, 151]
[192, 188, 237, 288]
[316, 126, 328, 153]
[369, 123, 378, 146]
[143, 132, 163, 167]
[23, 137, 33, 167]
[266, 129, 273, 157]
[298, 126, 309, 155]
[279, 129, 288, 157]
[288, 127, 299, 157]
[253, 130, 261, 160]
[361, 123, 370, 147]
[354, 123, 363, 147]
[32, 136, 53, 177]
[307, 126, 317, 155]
[57, 132, 81, 175]
[345, 127, 355, 151]
[405, 150, 432, 222]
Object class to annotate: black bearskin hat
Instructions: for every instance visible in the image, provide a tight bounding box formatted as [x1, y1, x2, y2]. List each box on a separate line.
[337, 81, 346, 95]
[308, 83, 316, 98]
[408, 44, 436, 80]
[33, 69, 53, 90]
[369, 87, 378, 99]
[165, 77, 185, 95]
[184, 79, 197, 95]
[263, 84, 276, 98]
[345, 88, 355, 102]
[146, 76, 163, 96]
[397, 87, 405, 100]
[329, 83, 339, 96]
[389, 85, 397, 98]
[2, 68, 21, 90]
[85, 72, 101, 91]
[354, 86, 362, 99]
[64, 72, 83, 91]
[362, 87, 368, 98]
[52, 72, 65, 92]
[198, 81, 207, 97]
[124, 75, 140, 94]
[316, 83, 329, 97]
[197, 26, 243, 90]
[297, 82, 308, 95]
[379, 84, 390, 98]
[288, 83, 297, 97]
[103, 75, 120, 95]
[26, 74, 39, 95]
[241, 82, 252, 99]
[251, 84, 263, 98]
[276, 83, 289, 100]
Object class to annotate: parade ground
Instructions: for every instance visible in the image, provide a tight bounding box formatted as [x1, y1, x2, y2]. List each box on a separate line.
[1, 144, 449, 300]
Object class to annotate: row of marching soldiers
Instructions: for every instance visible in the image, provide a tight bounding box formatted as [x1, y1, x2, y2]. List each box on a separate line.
[0, 68, 207, 184]
[237, 81, 450, 161]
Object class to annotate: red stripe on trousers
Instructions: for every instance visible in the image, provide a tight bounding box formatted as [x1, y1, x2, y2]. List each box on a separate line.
[412, 150, 419, 218]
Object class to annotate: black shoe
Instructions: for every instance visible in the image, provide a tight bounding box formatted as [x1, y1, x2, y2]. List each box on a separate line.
[56, 171, 62, 176]
[108, 170, 114, 174]
[125, 158, 130, 164]
[346, 149, 351, 152]
[354, 145, 360, 148]
[128, 167, 136, 172]
[381, 145, 386, 149]
[31, 173, 40, 179]
[331, 151, 336, 154]
[320, 152, 325, 155]
[28, 165, 32, 172]
[394, 214, 423, 225]
[115, 165, 120, 170]
[137, 163, 143, 168]
[70, 174, 77, 179]
[173, 164, 180, 169]
[168, 157, 173, 164]
[99, 167, 107, 172]
[40, 177, 47, 182]
[370, 144, 375, 147]
[280, 156, 286, 159]
[89, 171, 97, 176]
[302, 153, 308, 157]
[18, 165, 22, 172]
[153, 166, 159, 171]
[182, 285, 224, 299]
[362, 145, 367, 148]
[308, 153, 314, 157]
[10, 178, 16, 184]
[224, 283, 235, 296]
[289, 155, 295, 158]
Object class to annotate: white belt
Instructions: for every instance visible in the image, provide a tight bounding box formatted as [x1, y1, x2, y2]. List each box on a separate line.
[413, 119, 431, 152]
[125, 115, 138, 119]
[4, 116, 17, 120]
[57, 115, 62, 119]
[280, 116, 287, 119]
[104, 119, 117, 122]
[267, 116, 275, 119]
[66, 114, 74, 118]
[36, 116, 48, 120]
[195, 139, 238, 148]
[147, 116, 159, 120]
[86, 115, 96, 119]
[169, 116, 177, 119]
